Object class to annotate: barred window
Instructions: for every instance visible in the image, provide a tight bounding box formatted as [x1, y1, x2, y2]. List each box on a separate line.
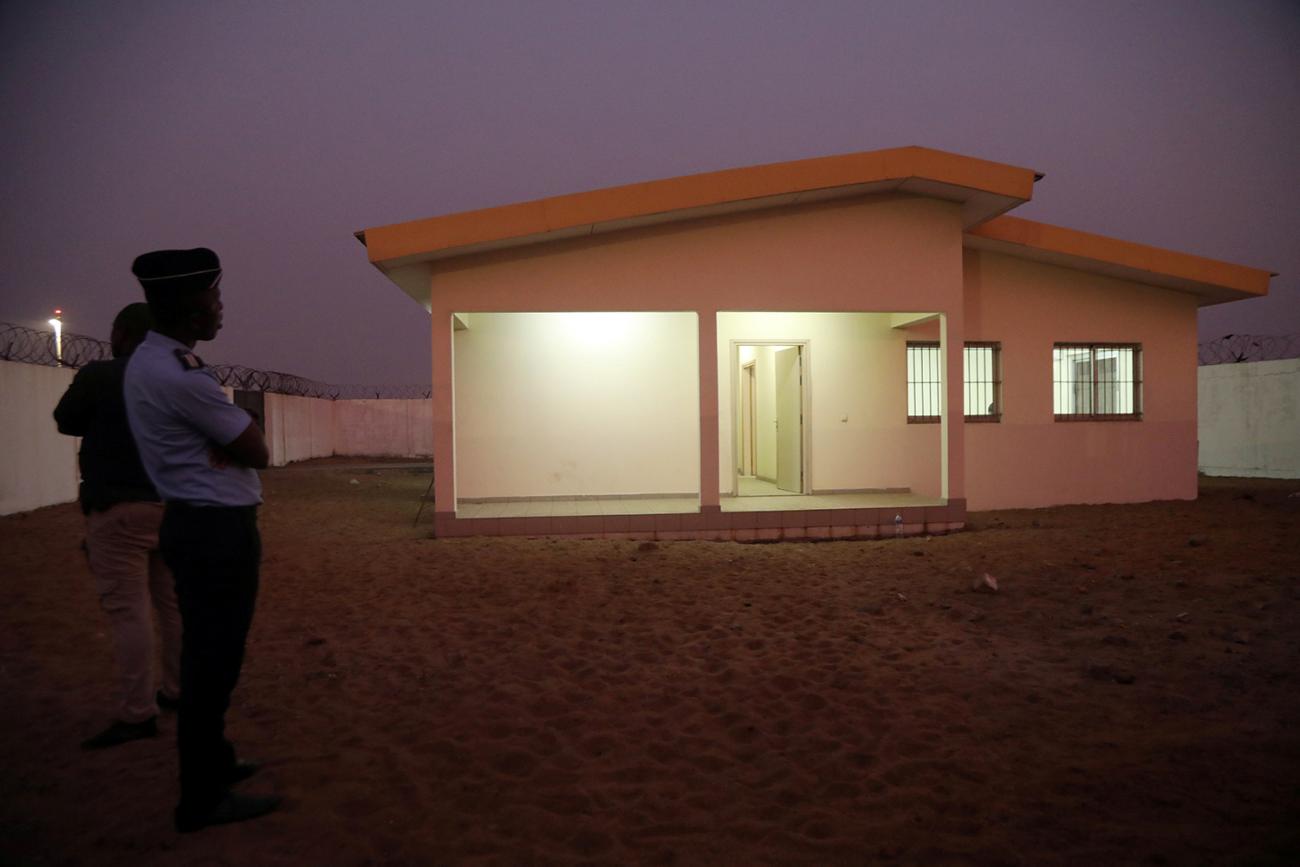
[907, 342, 943, 421]
[964, 343, 1001, 422]
[906, 341, 1002, 422]
[1052, 344, 1141, 420]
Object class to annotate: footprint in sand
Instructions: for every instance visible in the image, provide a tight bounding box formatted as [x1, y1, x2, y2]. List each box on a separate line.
[799, 692, 829, 712]
[727, 722, 760, 745]
[568, 828, 615, 857]
[800, 815, 838, 841]
[770, 674, 801, 692]
[491, 750, 538, 778]
[821, 780, 862, 799]
[578, 734, 618, 758]
[482, 722, 515, 740]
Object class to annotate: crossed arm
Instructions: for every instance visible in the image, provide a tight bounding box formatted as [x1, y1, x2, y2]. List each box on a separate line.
[221, 417, 269, 469]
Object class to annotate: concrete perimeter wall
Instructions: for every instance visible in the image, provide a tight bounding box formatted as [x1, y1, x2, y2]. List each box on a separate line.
[265, 394, 432, 466]
[1199, 358, 1300, 479]
[332, 399, 434, 461]
[0, 359, 432, 514]
[0, 361, 78, 515]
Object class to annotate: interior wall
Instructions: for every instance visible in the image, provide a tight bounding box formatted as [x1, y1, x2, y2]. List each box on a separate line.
[717, 313, 941, 496]
[453, 312, 699, 498]
[962, 249, 1201, 509]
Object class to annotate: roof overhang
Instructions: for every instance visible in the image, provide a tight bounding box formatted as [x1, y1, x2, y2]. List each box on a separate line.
[358, 146, 1039, 307]
[965, 216, 1273, 307]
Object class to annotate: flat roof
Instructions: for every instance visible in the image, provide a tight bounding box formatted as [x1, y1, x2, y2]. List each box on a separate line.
[965, 216, 1273, 306]
[359, 146, 1038, 270]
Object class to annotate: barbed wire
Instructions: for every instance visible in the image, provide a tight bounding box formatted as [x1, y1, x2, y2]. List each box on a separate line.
[209, 364, 431, 400]
[0, 321, 431, 400]
[1197, 334, 1300, 366]
[0, 322, 113, 367]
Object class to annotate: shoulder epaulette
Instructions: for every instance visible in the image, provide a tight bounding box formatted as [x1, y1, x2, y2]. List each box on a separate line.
[173, 348, 206, 371]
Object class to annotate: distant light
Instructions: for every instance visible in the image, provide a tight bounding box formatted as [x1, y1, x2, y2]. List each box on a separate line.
[48, 310, 63, 365]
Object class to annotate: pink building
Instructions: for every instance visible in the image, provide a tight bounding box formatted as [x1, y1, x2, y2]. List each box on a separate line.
[357, 147, 1271, 540]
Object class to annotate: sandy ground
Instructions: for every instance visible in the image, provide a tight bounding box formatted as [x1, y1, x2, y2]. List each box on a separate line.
[2, 461, 1299, 866]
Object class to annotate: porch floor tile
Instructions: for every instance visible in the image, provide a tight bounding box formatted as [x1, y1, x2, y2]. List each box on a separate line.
[455, 491, 943, 519]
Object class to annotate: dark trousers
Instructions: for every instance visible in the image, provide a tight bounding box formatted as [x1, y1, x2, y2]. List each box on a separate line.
[159, 503, 260, 813]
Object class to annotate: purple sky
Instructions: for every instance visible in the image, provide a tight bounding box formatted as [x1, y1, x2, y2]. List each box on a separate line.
[3, 1, 1297, 385]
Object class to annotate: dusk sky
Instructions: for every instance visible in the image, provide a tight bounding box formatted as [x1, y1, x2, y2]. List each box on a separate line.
[3, 1, 1297, 386]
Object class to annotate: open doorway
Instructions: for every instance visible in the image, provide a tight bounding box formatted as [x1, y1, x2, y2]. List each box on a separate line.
[734, 341, 807, 496]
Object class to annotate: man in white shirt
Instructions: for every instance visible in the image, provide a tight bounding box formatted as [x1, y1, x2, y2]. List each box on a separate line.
[124, 247, 278, 833]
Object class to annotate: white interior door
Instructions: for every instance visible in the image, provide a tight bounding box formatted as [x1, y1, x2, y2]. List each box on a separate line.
[741, 363, 755, 475]
[775, 347, 803, 493]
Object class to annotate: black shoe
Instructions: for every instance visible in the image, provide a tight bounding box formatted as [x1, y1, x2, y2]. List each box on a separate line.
[81, 717, 158, 750]
[226, 760, 260, 785]
[156, 690, 181, 712]
[175, 792, 281, 833]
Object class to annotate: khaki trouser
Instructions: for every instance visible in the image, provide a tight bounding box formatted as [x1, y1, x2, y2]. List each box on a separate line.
[85, 501, 182, 723]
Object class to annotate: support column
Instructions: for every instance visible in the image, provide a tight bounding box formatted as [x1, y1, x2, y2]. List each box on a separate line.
[940, 312, 966, 507]
[430, 307, 457, 529]
[697, 309, 720, 512]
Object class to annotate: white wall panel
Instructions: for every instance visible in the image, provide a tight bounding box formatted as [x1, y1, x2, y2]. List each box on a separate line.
[1199, 359, 1300, 479]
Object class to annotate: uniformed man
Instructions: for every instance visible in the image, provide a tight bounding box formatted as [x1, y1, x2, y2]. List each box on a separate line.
[123, 247, 279, 832]
[54, 302, 182, 750]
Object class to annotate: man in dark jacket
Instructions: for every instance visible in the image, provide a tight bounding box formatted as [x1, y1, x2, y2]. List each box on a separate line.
[54, 302, 182, 749]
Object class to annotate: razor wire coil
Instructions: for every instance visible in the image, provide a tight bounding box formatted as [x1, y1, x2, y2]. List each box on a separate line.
[1197, 334, 1300, 366]
[1, 322, 431, 400]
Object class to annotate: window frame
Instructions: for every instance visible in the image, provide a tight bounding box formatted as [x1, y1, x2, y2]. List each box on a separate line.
[905, 340, 1003, 424]
[1052, 342, 1143, 422]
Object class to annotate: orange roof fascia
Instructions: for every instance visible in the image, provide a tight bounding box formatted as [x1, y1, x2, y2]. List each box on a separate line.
[364, 146, 1037, 264]
[969, 215, 1272, 298]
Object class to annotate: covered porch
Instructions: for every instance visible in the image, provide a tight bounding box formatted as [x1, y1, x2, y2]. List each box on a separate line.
[436, 309, 965, 540]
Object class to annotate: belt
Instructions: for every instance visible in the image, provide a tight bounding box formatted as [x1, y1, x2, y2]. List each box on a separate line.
[165, 501, 259, 513]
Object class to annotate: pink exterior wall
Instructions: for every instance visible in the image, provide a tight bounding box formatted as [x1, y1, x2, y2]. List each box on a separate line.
[425, 195, 967, 515]
[962, 249, 1200, 510]
[428, 195, 963, 313]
